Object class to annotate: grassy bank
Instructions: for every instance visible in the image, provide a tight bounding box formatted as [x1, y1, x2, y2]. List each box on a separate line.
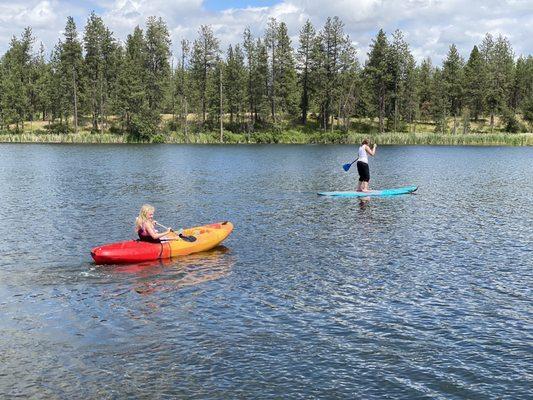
[1, 130, 532, 146]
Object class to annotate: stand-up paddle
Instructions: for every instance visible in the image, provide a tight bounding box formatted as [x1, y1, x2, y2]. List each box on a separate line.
[343, 158, 358, 171]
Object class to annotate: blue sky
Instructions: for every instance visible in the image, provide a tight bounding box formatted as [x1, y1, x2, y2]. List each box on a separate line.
[0, 0, 532, 64]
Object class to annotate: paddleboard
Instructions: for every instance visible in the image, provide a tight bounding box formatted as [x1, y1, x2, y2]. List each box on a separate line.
[318, 185, 418, 197]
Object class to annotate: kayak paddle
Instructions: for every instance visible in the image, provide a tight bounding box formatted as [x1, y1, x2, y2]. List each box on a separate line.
[155, 221, 197, 242]
[343, 158, 358, 172]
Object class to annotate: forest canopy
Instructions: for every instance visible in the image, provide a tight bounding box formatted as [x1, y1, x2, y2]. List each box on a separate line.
[1, 14, 532, 142]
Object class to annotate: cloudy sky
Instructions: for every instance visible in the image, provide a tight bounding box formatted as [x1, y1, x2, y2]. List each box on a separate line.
[0, 0, 532, 65]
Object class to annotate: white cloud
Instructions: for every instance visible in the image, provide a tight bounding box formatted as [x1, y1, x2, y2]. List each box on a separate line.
[0, 0, 531, 64]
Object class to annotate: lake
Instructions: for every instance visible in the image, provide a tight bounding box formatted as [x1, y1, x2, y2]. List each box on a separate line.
[0, 144, 531, 399]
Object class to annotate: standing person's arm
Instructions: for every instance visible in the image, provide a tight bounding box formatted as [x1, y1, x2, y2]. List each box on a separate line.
[364, 143, 377, 156]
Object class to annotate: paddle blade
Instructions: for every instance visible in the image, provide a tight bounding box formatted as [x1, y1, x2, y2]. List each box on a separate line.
[179, 234, 197, 242]
[342, 163, 351, 172]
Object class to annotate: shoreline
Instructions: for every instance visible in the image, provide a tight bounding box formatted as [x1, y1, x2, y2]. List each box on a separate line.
[0, 131, 531, 146]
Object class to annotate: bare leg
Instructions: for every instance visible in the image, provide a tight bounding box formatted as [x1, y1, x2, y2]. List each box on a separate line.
[356, 180, 363, 191]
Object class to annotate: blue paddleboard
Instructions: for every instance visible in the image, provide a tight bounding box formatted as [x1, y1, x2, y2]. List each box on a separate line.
[318, 185, 418, 197]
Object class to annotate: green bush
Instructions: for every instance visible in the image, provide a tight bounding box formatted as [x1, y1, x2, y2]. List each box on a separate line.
[109, 124, 122, 134]
[151, 133, 166, 143]
[128, 109, 161, 141]
[166, 120, 179, 131]
[501, 108, 525, 133]
[45, 122, 70, 134]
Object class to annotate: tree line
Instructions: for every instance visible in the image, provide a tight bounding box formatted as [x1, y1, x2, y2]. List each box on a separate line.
[1, 13, 532, 141]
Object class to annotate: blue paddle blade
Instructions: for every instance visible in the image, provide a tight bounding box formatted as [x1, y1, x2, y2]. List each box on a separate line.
[342, 163, 351, 171]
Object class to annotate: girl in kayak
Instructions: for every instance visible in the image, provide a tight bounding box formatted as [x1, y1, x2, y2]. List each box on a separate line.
[356, 139, 377, 192]
[135, 204, 172, 243]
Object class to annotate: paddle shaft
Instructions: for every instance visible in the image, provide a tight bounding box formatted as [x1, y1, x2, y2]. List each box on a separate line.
[155, 221, 196, 242]
[154, 221, 173, 231]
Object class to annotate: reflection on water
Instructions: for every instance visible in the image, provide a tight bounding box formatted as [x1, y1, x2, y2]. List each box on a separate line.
[0, 144, 531, 399]
[359, 197, 371, 209]
[97, 246, 235, 295]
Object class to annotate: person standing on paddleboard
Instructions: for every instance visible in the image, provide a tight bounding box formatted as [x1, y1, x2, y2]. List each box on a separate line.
[356, 139, 377, 192]
[135, 204, 172, 243]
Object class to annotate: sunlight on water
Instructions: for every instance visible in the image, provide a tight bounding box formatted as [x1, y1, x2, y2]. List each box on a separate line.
[0, 144, 531, 398]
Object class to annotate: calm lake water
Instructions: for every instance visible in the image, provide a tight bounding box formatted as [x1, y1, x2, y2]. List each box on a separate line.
[0, 144, 531, 399]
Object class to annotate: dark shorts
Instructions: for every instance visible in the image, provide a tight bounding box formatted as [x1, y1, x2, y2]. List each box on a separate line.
[357, 161, 370, 182]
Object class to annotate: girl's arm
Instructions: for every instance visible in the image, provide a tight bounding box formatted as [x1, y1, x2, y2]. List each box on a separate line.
[145, 222, 171, 239]
[364, 143, 377, 156]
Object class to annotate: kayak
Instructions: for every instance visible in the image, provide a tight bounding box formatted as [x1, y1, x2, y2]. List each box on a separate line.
[318, 185, 418, 197]
[91, 221, 233, 265]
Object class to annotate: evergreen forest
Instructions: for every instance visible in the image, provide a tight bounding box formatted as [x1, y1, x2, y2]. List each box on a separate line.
[1, 14, 532, 144]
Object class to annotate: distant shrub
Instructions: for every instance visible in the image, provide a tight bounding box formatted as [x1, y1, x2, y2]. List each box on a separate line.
[109, 124, 122, 134]
[501, 108, 525, 133]
[128, 109, 161, 141]
[45, 122, 70, 134]
[151, 133, 166, 143]
[166, 120, 179, 131]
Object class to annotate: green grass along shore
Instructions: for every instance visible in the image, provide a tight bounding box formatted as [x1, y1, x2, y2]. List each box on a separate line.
[1, 130, 531, 146]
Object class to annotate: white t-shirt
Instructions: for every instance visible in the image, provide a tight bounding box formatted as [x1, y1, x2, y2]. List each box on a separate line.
[358, 145, 368, 164]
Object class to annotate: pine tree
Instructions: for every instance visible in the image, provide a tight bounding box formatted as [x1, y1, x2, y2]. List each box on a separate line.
[403, 56, 419, 130]
[49, 42, 70, 127]
[100, 27, 120, 133]
[84, 12, 106, 131]
[190, 25, 220, 126]
[482, 34, 515, 132]
[1, 37, 24, 131]
[388, 30, 414, 132]
[253, 38, 270, 123]
[33, 42, 51, 125]
[365, 29, 390, 133]
[1, 29, 34, 131]
[275, 22, 298, 118]
[510, 56, 533, 110]
[463, 45, 485, 121]
[296, 20, 316, 125]
[0, 58, 5, 130]
[431, 68, 449, 134]
[442, 44, 464, 134]
[265, 18, 279, 122]
[61, 17, 83, 132]
[417, 57, 433, 122]
[224, 44, 246, 125]
[114, 26, 148, 137]
[243, 28, 255, 128]
[145, 16, 171, 113]
[173, 39, 190, 137]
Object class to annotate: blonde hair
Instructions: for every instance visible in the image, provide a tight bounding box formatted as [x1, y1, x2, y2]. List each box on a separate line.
[135, 204, 155, 232]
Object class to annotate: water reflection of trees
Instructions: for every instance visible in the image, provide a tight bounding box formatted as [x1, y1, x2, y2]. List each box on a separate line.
[101, 246, 234, 295]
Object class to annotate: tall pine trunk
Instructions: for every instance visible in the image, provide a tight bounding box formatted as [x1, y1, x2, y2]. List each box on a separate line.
[73, 67, 78, 133]
[219, 64, 223, 143]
